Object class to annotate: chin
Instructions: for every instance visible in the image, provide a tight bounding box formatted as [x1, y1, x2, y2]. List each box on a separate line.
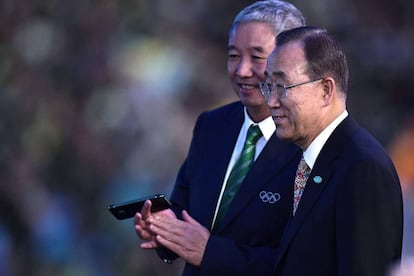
[240, 95, 265, 107]
[275, 129, 292, 141]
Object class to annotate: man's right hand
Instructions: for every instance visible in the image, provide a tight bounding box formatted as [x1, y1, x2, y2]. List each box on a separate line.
[134, 199, 176, 249]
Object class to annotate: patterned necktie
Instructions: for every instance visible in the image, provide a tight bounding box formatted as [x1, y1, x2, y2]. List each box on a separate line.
[293, 155, 311, 216]
[214, 124, 263, 228]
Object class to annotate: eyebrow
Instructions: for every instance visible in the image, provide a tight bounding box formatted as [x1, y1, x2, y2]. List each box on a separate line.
[227, 45, 236, 51]
[227, 45, 267, 53]
[273, 71, 286, 78]
[265, 70, 287, 81]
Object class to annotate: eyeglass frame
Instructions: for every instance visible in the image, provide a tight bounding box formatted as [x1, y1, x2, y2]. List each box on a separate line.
[259, 78, 324, 100]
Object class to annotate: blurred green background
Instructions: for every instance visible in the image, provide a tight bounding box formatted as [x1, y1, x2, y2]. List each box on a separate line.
[1, 0, 414, 275]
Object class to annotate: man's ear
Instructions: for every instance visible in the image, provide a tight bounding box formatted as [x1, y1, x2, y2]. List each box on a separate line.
[321, 77, 335, 106]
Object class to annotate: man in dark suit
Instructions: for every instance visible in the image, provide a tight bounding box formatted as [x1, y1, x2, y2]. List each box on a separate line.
[133, 1, 305, 275]
[262, 26, 403, 276]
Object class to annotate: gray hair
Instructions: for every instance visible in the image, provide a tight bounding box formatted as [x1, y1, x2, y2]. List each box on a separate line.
[231, 0, 305, 36]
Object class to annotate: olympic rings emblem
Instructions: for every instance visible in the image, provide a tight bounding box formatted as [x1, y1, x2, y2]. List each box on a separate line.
[259, 191, 281, 204]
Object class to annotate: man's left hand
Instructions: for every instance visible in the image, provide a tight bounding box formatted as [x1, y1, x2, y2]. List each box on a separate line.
[148, 210, 210, 266]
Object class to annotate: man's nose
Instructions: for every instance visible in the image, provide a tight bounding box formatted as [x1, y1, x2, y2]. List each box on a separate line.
[236, 58, 253, 77]
[266, 92, 281, 108]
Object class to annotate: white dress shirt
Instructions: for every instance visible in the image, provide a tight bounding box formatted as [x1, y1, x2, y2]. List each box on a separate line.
[303, 110, 348, 169]
[211, 107, 276, 228]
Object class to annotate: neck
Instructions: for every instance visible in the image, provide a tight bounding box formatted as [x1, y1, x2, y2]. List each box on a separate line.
[246, 105, 271, 123]
[298, 105, 346, 151]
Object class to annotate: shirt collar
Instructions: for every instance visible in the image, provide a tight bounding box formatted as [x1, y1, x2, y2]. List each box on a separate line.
[243, 107, 275, 141]
[303, 110, 348, 169]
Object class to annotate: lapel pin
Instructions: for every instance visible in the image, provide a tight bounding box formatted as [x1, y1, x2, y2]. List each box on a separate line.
[313, 176, 322, 184]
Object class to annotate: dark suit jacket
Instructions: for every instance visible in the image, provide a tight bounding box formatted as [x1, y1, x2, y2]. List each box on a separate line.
[273, 116, 403, 276]
[162, 101, 300, 275]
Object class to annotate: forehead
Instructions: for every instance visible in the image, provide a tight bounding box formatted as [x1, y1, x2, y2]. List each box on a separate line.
[229, 21, 275, 49]
[266, 41, 306, 80]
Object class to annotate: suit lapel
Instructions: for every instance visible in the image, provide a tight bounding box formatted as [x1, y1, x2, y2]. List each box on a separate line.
[273, 117, 357, 269]
[215, 134, 301, 232]
[292, 117, 357, 221]
[196, 103, 244, 228]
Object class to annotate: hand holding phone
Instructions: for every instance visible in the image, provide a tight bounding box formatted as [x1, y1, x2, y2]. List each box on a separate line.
[108, 194, 172, 220]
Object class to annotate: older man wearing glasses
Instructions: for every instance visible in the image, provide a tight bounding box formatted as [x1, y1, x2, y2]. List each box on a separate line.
[263, 26, 403, 276]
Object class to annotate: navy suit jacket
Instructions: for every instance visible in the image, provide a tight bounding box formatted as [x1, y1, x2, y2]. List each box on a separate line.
[273, 116, 403, 276]
[163, 101, 300, 275]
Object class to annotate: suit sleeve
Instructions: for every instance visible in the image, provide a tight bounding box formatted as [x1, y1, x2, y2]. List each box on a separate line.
[336, 159, 403, 276]
[199, 236, 279, 275]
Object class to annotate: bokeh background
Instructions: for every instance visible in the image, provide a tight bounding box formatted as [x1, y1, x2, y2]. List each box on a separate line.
[1, 0, 413, 275]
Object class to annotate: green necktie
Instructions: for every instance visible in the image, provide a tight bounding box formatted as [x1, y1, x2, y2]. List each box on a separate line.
[214, 124, 263, 229]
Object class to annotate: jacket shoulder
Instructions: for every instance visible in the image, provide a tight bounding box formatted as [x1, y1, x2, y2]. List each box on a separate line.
[200, 101, 243, 118]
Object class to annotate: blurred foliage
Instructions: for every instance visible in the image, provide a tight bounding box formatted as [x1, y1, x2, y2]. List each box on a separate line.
[0, 0, 413, 275]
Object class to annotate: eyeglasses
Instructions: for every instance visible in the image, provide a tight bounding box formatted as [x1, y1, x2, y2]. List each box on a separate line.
[259, 78, 323, 100]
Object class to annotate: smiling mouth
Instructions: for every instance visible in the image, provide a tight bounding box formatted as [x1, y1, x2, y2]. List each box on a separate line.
[272, 115, 286, 121]
[239, 83, 257, 90]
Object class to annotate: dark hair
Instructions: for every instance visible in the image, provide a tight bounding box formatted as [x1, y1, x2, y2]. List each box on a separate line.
[276, 26, 349, 94]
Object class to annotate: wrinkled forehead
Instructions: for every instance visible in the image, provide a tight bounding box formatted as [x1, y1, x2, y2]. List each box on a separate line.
[229, 21, 274, 41]
[266, 41, 307, 80]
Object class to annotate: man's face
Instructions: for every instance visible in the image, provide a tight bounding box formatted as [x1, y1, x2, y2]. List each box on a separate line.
[265, 41, 326, 149]
[227, 22, 275, 109]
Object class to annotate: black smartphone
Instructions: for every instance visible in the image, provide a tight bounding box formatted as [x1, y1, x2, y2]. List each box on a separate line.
[108, 194, 172, 220]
